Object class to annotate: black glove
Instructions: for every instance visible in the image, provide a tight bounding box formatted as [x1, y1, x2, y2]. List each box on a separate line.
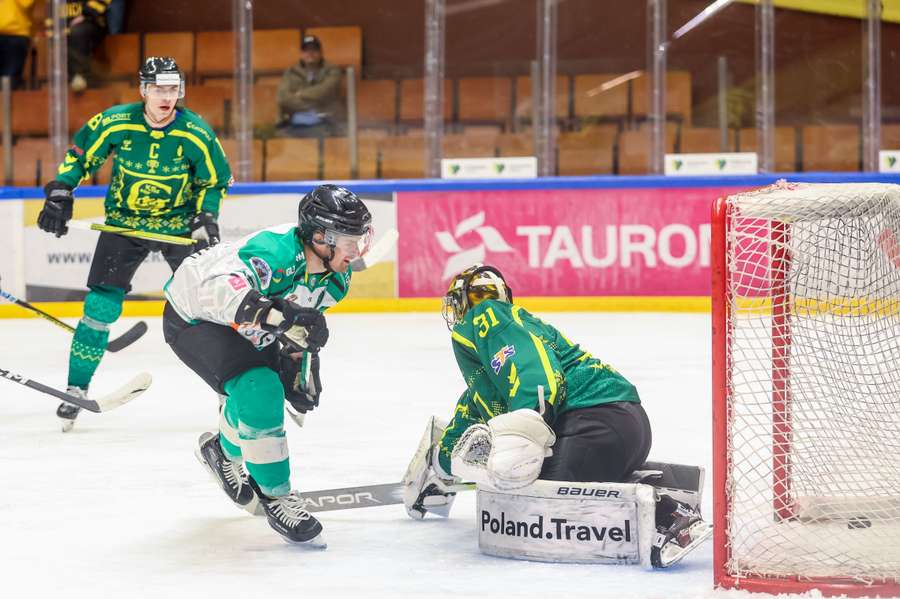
[188, 212, 220, 250]
[37, 181, 74, 237]
[271, 297, 329, 352]
[279, 351, 321, 413]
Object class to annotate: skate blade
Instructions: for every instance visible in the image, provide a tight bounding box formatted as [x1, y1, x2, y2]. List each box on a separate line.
[60, 417, 76, 433]
[286, 532, 327, 549]
[657, 521, 713, 568]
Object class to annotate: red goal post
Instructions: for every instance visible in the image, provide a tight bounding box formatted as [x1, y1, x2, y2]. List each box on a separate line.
[712, 180, 900, 596]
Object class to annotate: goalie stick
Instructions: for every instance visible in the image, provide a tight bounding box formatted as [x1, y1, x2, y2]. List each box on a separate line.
[300, 481, 475, 513]
[0, 288, 148, 353]
[0, 367, 152, 413]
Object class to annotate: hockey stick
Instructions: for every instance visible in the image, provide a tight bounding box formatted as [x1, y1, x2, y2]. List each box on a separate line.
[300, 481, 475, 513]
[67, 220, 196, 246]
[0, 288, 149, 353]
[349, 228, 399, 272]
[0, 367, 152, 413]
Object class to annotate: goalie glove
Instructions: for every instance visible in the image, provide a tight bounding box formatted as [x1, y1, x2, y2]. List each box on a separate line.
[451, 409, 556, 491]
[402, 416, 459, 520]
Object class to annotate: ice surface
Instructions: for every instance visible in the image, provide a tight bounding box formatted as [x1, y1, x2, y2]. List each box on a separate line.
[0, 311, 835, 599]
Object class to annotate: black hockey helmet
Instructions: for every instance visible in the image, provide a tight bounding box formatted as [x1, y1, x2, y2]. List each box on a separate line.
[442, 263, 513, 328]
[298, 185, 373, 269]
[139, 56, 184, 98]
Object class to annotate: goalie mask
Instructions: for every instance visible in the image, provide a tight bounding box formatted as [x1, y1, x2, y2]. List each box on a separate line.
[442, 264, 513, 329]
[139, 56, 185, 99]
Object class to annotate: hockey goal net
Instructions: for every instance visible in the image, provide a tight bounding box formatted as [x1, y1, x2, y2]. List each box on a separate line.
[712, 180, 900, 596]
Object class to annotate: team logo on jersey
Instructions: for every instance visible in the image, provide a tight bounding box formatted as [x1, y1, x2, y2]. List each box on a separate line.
[491, 345, 516, 374]
[249, 257, 272, 288]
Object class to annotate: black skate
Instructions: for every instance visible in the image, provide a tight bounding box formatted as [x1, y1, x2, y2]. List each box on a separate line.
[195, 431, 261, 515]
[651, 494, 713, 568]
[57, 386, 85, 432]
[247, 476, 326, 547]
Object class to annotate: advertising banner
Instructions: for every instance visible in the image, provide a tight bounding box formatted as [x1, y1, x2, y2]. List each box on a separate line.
[396, 186, 747, 297]
[22, 192, 396, 301]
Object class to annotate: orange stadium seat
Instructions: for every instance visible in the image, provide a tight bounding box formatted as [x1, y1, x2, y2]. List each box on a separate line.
[97, 34, 140, 81]
[378, 135, 425, 179]
[495, 132, 535, 157]
[573, 73, 629, 122]
[617, 123, 678, 175]
[219, 138, 264, 182]
[679, 127, 735, 154]
[801, 124, 861, 172]
[442, 132, 498, 158]
[265, 138, 319, 181]
[69, 89, 117, 132]
[183, 84, 230, 131]
[144, 33, 196, 82]
[322, 136, 378, 180]
[253, 84, 280, 128]
[558, 126, 618, 175]
[738, 126, 798, 172]
[457, 77, 513, 128]
[398, 78, 452, 124]
[195, 31, 234, 81]
[883, 124, 900, 150]
[11, 90, 49, 136]
[356, 79, 397, 128]
[304, 26, 362, 74]
[253, 29, 302, 77]
[631, 71, 692, 125]
[514, 75, 569, 123]
[12, 138, 55, 187]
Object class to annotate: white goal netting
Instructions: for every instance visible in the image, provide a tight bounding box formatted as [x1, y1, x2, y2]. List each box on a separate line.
[724, 181, 900, 585]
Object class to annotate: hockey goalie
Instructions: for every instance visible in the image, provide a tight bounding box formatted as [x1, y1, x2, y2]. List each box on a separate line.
[402, 264, 711, 568]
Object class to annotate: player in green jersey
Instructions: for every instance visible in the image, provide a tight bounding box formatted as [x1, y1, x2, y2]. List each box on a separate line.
[404, 264, 712, 567]
[36, 56, 231, 432]
[162, 185, 372, 546]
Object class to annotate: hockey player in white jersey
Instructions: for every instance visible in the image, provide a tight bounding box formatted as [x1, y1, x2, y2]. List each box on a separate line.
[163, 184, 372, 545]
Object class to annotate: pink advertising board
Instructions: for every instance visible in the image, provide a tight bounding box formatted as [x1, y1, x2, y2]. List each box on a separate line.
[397, 186, 748, 297]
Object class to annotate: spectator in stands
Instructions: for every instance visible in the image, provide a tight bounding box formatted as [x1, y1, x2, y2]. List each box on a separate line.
[106, 0, 125, 35]
[276, 34, 343, 138]
[65, 0, 111, 92]
[0, 0, 35, 89]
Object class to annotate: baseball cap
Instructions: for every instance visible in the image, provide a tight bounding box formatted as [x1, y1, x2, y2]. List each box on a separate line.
[301, 35, 322, 51]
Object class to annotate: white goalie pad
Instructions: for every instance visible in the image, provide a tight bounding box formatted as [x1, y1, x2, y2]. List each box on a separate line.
[476, 480, 657, 568]
[402, 416, 457, 519]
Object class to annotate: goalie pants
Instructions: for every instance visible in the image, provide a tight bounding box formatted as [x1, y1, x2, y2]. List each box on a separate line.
[163, 303, 292, 496]
[539, 401, 651, 484]
[68, 232, 194, 389]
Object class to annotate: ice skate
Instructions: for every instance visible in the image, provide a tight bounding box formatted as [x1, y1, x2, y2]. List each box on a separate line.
[57, 386, 86, 432]
[651, 494, 713, 568]
[247, 476, 326, 547]
[195, 431, 261, 515]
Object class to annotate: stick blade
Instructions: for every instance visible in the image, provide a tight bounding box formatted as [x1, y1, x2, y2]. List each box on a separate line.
[92, 372, 152, 412]
[107, 321, 149, 352]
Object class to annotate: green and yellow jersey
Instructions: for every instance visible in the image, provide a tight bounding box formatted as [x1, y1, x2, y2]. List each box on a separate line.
[54, 102, 232, 235]
[437, 300, 640, 474]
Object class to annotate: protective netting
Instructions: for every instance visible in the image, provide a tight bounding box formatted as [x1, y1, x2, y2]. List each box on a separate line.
[725, 181, 900, 584]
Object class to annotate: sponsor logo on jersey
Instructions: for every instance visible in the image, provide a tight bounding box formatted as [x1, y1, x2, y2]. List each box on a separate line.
[272, 265, 297, 284]
[481, 510, 632, 543]
[491, 344, 516, 374]
[228, 275, 248, 291]
[185, 121, 213, 142]
[101, 113, 132, 127]
[249, 257, 272, 288]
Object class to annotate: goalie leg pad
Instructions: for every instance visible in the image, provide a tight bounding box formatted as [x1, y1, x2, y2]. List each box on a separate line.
[476, 479, 657, 567]
[402, 416, 458, 519]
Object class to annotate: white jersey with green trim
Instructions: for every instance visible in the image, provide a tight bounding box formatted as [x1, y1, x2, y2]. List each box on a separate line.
[164, 223, 352, 330]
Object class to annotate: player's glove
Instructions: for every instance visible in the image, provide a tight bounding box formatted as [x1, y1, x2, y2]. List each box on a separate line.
[188, 211, 220, 250]
[278, 351, 321, 414]
[234, 290, 329, 352]
[37, 181, 74, 237]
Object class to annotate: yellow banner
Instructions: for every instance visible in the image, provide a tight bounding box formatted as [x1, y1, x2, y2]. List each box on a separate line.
[736, 0, 900, 24]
